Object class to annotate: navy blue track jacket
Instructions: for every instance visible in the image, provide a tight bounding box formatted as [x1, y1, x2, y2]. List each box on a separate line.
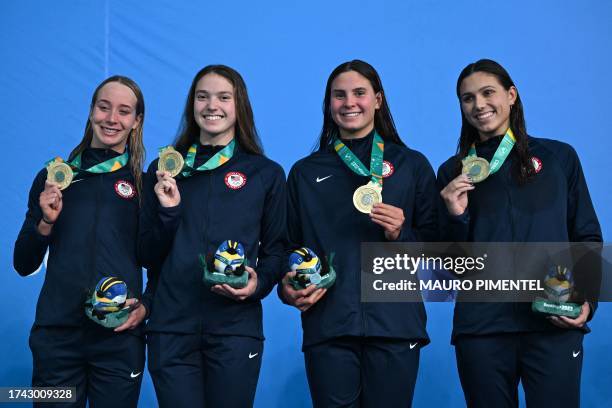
[436, 136, 603, 342]
[285, 132, 437, 348]
[139, 143, 286, 339]
[13, 148, 147, 328]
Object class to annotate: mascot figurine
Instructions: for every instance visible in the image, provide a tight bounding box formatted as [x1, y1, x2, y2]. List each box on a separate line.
[85, 277, 132, 328]
[201, 240, 249, 289]
[288, 247, 336, 290]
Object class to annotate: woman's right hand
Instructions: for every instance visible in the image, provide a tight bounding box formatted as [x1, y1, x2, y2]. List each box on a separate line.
[154, 170, 181, 208]
[38, 181, 63, 234]
[440, 174, 474, 216]
[280, 271, 327, 312]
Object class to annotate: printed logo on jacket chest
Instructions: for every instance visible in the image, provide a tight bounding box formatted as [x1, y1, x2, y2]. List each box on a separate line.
[531, 156, 543, 174]
[224, 171, 247, 190]
[114, 180, 136, 199]
[382, 161, 394, 178]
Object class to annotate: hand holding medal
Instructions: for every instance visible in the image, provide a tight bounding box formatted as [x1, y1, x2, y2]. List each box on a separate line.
[440, 174, 474, 217]
[154, 141, 236, 208]
[442, 128, 517, 217]
[40, 151, 130, 231]
[154, 170, 181, 207]
[370, 203, 405, 241]
[460, 128, 516, 183]
[38, 180, 63, 232]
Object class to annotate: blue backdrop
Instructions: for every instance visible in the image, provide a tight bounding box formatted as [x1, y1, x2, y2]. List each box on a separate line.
[2, 1, 610, 406]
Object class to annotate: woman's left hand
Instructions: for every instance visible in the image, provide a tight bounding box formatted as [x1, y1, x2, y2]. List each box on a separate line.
[548, 301, 590, 329]
[211, 266, 258, 301]
[370, 203, 405, 241]
[114, 299, 147, 332]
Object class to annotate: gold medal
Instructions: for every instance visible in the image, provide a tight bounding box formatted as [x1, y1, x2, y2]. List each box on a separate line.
[46, 161, 74, 190]
[158, 146, 184, 178]
[353, 183, 382, 214]
[461, 156, 490, 183]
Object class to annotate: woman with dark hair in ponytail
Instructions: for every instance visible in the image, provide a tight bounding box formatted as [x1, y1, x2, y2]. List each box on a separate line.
[14, 76, 148, 407]
[437, 59, 602, 407]
[279, 60, 437, 407]
[139, 65, 286, 407]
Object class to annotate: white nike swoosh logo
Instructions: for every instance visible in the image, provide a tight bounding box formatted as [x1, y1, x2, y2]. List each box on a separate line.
[316, 175, 332, 183]
[410, 342, 418, 349]
[130, 371, 141, 378]
[249, 352, 258, 359]
[572, 350, 581, 358]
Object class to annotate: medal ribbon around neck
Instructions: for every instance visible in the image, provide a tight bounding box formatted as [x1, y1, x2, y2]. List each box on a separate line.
[462, 128, 516, 183]
[179, 139, 235, 178]
[45, 150, 129, 189]
[333, 132, 384, 189]
[69, 150, 129, 175]
[467, 128, 516, 175]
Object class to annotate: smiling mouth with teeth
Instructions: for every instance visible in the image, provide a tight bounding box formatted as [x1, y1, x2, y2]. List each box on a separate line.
[102, 126, 120, 134]
[475, 111, 494, 120]
[204, 115, 224, 120]
[342, 112, 361, 117]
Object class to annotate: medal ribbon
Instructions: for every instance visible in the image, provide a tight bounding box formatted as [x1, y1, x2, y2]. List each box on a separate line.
[333, 132, 384, 188]
[46, 150, 129, 177]
[467, 128, 516, 175]
[180, 139, 235, 178]
[70, 151, 128, 175]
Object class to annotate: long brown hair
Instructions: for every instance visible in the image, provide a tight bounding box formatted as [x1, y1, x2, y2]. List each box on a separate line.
[318, 60, 405, 151]
[69, 75, 146, 197]
[174, 65, 263, 155]
[456, 59, 534, 184]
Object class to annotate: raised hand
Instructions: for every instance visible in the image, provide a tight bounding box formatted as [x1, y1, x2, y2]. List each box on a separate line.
[154, 170, 181, 208]
[38, 181, 63, 234]
[370, 203, 405, 241]
[440, 174, 474, 216]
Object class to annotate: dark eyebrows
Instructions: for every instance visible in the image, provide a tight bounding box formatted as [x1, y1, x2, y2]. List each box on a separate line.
[478, 85, 496, 92]
[331, 87, 367, 94]
[96, 99, 134, 110]
[460, 85, 496, 99]
[196, 90, 233, 96]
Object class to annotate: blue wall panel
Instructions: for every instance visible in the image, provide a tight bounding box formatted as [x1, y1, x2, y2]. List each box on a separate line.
[2, 1, 610, 406]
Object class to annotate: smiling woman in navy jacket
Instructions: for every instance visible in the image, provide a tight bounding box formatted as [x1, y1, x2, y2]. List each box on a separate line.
[13, 76, 148, 407]
[279, 60, 438, 407]
[437, 59, 602, 408]
[139, 65, 286, 408]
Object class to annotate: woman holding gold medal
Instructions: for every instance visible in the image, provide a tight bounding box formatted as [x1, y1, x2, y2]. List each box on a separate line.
[139, 65, 286, 407]
[13, 76, 148, 407]
[279, 60, 438, 407]
[437, 59, 602, 407]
